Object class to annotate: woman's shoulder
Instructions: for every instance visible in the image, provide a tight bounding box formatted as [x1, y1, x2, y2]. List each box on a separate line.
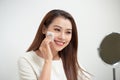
[18, 51, 44, 66]
[17, 51, 42, 80]
[18, 51, 35, 61]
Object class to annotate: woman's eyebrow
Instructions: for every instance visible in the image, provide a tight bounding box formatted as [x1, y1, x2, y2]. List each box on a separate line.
[53, 25, 72, 30]
[66, 29, 72, 31]
[53, 25, 62, 28]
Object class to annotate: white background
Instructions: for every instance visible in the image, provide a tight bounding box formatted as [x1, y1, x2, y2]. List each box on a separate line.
[0, 0, 120, 80]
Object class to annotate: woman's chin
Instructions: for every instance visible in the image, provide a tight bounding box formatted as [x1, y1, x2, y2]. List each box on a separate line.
[53, 46, 65, 52]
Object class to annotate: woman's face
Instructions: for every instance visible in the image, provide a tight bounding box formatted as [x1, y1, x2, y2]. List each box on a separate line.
[45, 16, 72, 52]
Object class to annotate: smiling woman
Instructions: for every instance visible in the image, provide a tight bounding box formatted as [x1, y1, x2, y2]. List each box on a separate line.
[18, 9, 91, 80]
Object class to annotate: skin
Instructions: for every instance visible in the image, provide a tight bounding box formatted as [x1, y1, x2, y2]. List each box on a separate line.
[35, 16, 72, 80]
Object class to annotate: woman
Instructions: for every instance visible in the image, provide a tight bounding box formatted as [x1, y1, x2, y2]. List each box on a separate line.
[18, 9, 90, 80]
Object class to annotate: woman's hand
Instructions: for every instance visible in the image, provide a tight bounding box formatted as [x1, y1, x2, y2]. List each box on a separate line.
[39, 34, 54, 62]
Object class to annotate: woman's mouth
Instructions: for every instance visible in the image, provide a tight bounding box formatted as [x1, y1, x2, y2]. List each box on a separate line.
[54, 40, 65, 46]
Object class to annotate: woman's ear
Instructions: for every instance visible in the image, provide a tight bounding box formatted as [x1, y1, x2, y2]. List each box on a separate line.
[42, 25, 47, 34]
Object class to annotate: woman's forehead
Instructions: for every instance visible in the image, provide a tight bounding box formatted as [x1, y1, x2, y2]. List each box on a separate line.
[49, 17, 72, 29]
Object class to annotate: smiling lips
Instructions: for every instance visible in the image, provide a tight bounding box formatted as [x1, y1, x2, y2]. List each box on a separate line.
[54, 40, 65, 46]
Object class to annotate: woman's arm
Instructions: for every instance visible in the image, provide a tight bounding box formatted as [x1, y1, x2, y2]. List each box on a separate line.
[38, 60, 52, 80]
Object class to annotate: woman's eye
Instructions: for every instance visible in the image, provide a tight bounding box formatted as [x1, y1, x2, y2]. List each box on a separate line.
[66, 31, 72, 34]
[54, 28, 60, 32]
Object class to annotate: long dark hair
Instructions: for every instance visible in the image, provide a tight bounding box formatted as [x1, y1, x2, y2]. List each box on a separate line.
[27, 9, 89, 80]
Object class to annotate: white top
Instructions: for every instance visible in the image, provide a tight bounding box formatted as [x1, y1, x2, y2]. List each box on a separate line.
[18, 51, 67, 80]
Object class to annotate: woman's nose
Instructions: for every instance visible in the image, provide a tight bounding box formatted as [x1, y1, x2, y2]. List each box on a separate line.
[58, 32, 65, 40]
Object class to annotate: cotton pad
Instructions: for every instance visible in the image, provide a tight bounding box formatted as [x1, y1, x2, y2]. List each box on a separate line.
[46, 31, 54, 41]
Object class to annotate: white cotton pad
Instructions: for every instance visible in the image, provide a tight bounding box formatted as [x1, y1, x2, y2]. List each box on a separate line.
[46, 31, 54, 41]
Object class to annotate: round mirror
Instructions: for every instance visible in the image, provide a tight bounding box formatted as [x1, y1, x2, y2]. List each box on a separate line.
[98, 32, 120, 67]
